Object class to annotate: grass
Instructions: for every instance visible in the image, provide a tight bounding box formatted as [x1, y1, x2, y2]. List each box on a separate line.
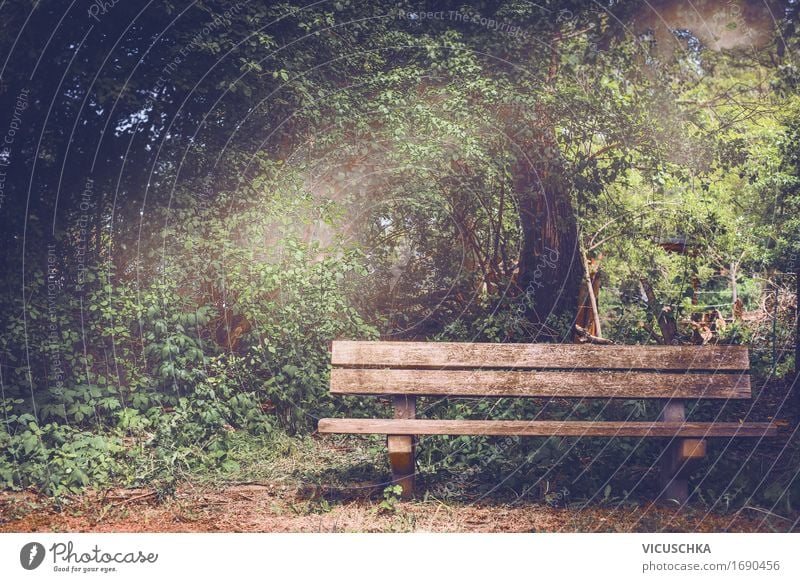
[191, 431, 390, 491]
[1, 428, 797, 532]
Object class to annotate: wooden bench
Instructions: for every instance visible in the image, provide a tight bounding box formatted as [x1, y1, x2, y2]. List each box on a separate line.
[318, 341, 778, 502]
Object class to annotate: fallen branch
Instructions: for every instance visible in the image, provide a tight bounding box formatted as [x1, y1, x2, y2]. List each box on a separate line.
[575, 324, 614, 345]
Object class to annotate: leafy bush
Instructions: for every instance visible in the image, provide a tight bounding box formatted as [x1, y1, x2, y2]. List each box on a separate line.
[0, 400, 124, 495]
[0, 180, 380, 493]
[231, 241, 379, 433]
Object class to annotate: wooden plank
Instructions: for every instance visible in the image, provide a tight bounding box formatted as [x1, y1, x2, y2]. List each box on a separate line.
[318, 418, 778, 437]
[330, 369, 751, 399]
[331, 341, 750, 371]
[388, 396, 415, 498]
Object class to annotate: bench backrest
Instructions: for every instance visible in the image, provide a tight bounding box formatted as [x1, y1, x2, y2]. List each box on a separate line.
[330, 341, 751, 399]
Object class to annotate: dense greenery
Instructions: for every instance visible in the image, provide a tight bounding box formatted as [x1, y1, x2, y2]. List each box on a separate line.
[0, 0, 798, 512]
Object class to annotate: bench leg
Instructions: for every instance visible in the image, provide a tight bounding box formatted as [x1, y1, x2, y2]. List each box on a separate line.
[658, 401, 706, 504]
[388, 396, 416, 498]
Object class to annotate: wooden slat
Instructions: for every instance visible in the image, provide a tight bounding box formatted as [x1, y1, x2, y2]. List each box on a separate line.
[330, 369, 751, 399]
[318, 419, 778, 437]
[332, 341, 749, 371]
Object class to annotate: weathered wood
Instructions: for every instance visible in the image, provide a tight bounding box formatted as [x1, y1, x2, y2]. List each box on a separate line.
[318, 418, 777, 437]
[331, 341, 749, 371]
[678, 439, 707, 460]
[387, 437, 414, 495]
[324, 340, 774, 503]
[658, 401, 689, 503]
[388, 436, 413, 455]
[388, 396, 415, 498]
[330, 368, 751, 399]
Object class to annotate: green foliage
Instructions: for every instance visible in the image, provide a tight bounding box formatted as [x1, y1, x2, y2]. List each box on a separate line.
[0, 0, 796, 510]
[0, 400, 124, 496]
[377, 484, 404, 514]
[139, 372, 270, 488]
[231, 240, 378, 433]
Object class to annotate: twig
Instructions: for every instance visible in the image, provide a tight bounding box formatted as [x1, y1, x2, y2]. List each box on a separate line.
[110, 491, 156, 507]
[738, 505, 792, 522]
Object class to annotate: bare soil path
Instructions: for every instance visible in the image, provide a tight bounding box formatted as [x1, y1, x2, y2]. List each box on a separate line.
[1, 484, 792, 533]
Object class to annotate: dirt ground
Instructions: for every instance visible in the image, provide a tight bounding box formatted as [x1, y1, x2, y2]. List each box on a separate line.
[1, 483, 794, 533]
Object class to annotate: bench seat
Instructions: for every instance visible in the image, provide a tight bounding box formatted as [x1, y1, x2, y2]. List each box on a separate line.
[318, 340, 779, 503]
[319, 419, 778, 437]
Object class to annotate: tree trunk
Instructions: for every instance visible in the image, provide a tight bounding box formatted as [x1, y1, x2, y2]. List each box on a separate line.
[640, 278, 678, 344]
[515, 165, 582, 334]
[510, 28, 583, 338]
